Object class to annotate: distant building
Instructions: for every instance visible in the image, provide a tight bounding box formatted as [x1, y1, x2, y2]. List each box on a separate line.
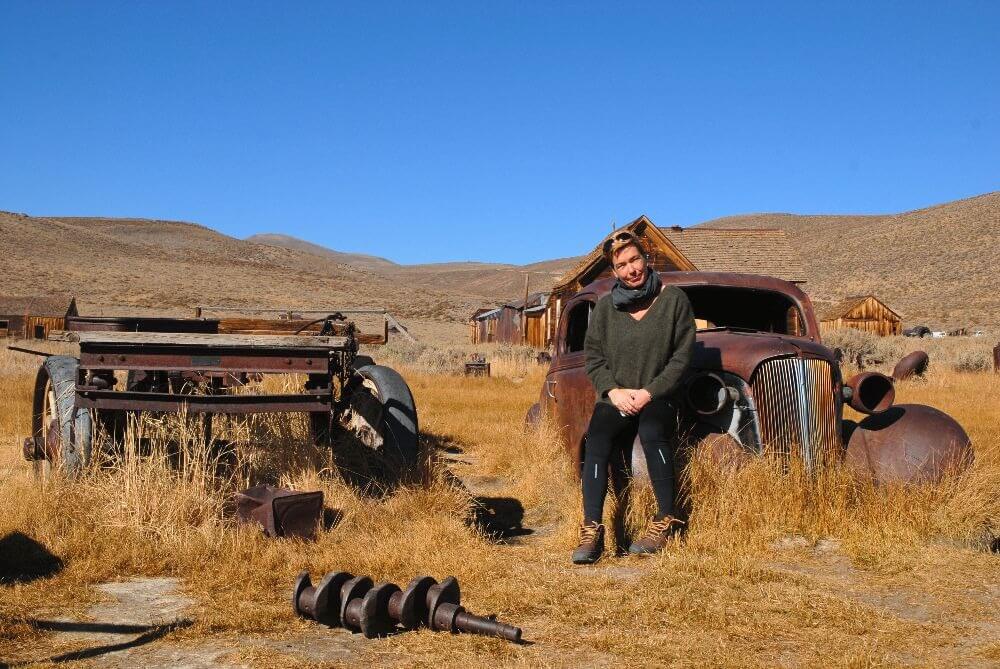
[544, 216, 806, 346]
[470, 292, 549, 348]
[0, 296, 76, 339]
[818, 295, 902, 337]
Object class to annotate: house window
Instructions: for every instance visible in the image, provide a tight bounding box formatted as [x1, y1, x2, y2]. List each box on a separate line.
[0, 319, 8, 330]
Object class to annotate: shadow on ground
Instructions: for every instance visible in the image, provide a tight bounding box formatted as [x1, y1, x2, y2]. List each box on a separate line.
[4, 619, 193, 667]
[0, 532, 63, 585]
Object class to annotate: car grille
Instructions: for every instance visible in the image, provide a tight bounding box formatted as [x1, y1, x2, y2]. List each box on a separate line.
[750, 357, 840, 468]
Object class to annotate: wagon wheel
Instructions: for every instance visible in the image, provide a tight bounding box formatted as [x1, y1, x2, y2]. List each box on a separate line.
[312, 364, 419, 492]
[31, 356, 93, 476]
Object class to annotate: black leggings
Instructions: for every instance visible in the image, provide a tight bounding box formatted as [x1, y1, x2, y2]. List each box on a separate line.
[582, 399, 679, 524]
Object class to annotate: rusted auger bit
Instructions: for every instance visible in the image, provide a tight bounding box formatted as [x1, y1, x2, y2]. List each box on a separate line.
[292, 571, 522, 643]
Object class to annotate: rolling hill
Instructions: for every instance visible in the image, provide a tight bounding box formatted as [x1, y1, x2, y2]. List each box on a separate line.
[2, 190, 996, 346]
[0, 213, 485, 341]
[247, 234, 578, 303]
[696, 191, 999, 328]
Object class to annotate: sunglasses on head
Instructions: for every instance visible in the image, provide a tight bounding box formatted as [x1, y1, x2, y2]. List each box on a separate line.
[602, 231, 639, 254]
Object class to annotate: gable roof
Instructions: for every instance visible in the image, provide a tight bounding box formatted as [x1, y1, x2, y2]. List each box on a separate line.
[552, 217, 807, 292]
[552, 216, 696, 292]
[659, 227, 807, 283]
[503, 291, 550, 310]
[470, 307, 496, 320]
[818, 295, 901, 322]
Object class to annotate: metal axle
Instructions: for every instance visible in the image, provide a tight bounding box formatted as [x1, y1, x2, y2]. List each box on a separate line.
[292, 571, 522, 643]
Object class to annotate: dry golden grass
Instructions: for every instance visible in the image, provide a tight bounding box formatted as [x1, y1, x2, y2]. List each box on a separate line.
[0, 345, 997, 667]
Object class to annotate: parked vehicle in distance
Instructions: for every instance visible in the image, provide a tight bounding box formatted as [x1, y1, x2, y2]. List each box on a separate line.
[903, 325, 931, 338]
[931, 331, 948, 338]
[526, 272, 971, 485]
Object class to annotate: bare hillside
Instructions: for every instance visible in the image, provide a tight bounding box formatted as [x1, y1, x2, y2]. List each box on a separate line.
[697, 192, 1000, 328]
[245, 233, 399, 272]
[0, 212, 483, 342]
[249, 232, 578, 302]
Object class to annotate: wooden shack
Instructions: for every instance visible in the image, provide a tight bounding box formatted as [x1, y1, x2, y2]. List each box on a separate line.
[0, 296, 76, 339]
[545, 216, 805, 346]
[819, 296, 902, 337]
[470, 292, 549, 347]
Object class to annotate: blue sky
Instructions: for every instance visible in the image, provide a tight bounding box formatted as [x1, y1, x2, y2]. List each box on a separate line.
[1, 2, 997, 264]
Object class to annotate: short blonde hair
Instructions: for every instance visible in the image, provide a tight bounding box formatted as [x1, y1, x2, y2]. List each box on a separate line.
[601, 230, 645, 263]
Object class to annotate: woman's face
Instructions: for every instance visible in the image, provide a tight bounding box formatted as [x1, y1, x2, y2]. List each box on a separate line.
[611, 244, 647, 289]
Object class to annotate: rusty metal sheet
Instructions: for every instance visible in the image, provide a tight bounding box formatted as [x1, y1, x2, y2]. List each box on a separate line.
[76, 389, 331, 414]
[79, 350, 330, 374]
[68, 331, 350, 349]
[236, 485, 324, 539]
[693, 330, 836, 382]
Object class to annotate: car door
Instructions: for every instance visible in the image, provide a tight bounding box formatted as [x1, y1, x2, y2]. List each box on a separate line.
[545, 295, 597, 466]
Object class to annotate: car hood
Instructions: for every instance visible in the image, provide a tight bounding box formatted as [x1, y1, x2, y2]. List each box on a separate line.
[692, 329, 837, 381]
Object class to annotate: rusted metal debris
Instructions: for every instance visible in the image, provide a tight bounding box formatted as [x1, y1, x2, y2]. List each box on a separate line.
[994, 343, 999, 373]
[464, 354, 490, 377]
[844, 404, 972, 484]
[844, 372, 895, 414]
[293, 571, 522, 643]
[892, 350, 929, 381]
[235, 485, 324, 540]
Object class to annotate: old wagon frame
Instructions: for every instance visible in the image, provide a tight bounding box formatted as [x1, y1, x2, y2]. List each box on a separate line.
[18, 309, 419, 482]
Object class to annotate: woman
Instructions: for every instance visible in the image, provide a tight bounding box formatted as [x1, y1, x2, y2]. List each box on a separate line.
[572, 230, 695, 564]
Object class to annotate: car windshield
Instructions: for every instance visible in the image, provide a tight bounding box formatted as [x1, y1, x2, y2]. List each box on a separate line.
[678, 285, 808, 336]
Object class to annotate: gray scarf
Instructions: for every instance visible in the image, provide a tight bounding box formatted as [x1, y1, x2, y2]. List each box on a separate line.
[611, 269, 662, 310]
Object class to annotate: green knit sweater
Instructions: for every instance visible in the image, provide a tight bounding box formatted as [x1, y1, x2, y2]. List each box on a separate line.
[584, 286, 696, 404]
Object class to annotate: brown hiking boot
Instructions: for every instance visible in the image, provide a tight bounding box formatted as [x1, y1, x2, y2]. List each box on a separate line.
[628, 516, 684, 555]
[571, 521, 605, 564]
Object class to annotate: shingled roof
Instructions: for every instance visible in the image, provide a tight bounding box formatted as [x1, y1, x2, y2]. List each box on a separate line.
[0, 295, 75, 316]
[659, 227, 807, 283]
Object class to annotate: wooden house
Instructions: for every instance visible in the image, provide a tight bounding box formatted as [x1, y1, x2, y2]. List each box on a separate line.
[544, 216, 806, 345]
[0, 296, 76, 339]
[470, 292, 550, 347]
[819, 295, 901, 337]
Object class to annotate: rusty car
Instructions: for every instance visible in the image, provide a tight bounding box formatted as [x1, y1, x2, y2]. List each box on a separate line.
[526, 272, 971, 485]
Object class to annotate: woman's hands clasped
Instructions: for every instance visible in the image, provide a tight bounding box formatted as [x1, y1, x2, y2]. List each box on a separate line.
[607, 388, 653, 416]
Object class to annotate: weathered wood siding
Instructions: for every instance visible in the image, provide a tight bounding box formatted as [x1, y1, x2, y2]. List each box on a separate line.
[24, 316, 65, 339]
[525, 311, 546, 348]
[471, 309, 546, 348]
[0, 315, 25, 338]
[820, 297, 901, 337]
